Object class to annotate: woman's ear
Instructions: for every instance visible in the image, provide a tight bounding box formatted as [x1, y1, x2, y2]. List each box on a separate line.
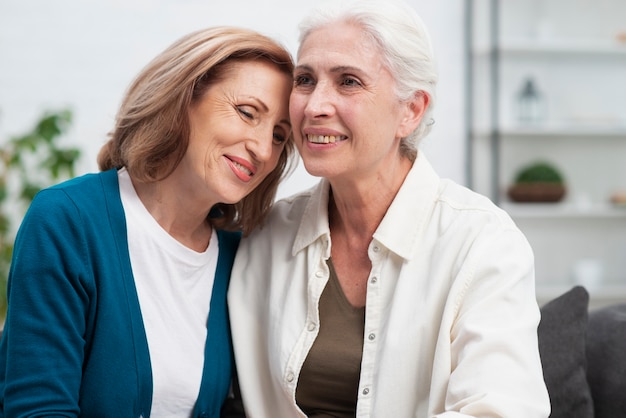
[396, 91, 430, 139]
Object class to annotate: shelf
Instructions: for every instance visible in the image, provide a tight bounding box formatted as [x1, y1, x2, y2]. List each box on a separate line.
[501, 202, 626, 219]
[473, 39, 626, 57]
[472, 125, 626, 138]
[469, 1, 626, 311]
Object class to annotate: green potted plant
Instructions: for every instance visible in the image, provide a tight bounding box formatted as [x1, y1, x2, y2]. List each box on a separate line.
[507, 161, 566, 203]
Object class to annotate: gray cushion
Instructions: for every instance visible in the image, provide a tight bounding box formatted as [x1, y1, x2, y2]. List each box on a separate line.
[538, 286, 594, 418]
[586, 303, 626, 418]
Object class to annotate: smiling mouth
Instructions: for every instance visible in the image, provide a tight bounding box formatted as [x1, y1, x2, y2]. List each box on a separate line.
[306, 134, 347, 144]
[231, 160, 254, 177]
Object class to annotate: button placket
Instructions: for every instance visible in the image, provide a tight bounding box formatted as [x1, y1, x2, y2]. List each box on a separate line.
[359, 241, 384, 409]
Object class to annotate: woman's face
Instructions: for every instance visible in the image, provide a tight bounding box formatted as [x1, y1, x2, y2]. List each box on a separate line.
[183, 59, 292, 205]
[290, 23, 417, 182]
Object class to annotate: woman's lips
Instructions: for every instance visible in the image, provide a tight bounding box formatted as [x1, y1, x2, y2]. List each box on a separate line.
[225, 156, 256, 182]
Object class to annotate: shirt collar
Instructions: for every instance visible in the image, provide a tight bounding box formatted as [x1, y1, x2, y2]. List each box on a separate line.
[373, 152, 440, 260]
[292, 178, 332, 257]
[291, 152, 440, 260]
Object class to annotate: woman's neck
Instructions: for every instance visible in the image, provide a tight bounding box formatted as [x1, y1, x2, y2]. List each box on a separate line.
[130, 174, 214, 252]
[328, 156, 412, 239]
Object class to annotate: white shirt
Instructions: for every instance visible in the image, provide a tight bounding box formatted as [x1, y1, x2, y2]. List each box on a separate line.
[228, 154, 550, 418]
[119, 168, 218, 418]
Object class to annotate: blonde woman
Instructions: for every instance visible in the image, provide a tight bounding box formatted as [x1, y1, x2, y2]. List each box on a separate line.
[0, 27, 294, 417]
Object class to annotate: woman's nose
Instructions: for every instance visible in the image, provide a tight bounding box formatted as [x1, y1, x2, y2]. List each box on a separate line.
[304, 83, 334, 118]
[247, 129, 274, 162]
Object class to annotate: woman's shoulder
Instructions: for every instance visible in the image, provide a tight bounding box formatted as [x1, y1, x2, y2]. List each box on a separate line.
[264, 181, 322, 225]
[436, 179, 515, 227]
[273, 188, 315, 216]
[47, 169, 117, 193]
[244, 182, 324, 248]
[31, 169, 119, 216]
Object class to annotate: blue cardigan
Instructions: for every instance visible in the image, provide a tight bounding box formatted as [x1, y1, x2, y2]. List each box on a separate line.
[0, 169, 239, 417]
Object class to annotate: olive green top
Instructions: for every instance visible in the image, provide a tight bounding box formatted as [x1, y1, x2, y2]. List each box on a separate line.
[296, 259, 366, 417]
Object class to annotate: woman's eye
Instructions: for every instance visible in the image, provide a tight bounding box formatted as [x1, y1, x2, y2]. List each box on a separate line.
[237, 106, 254, 119]
[294, 74, 314, 87]
[341, 77, 361, 87]
[272, 132, 287, 145]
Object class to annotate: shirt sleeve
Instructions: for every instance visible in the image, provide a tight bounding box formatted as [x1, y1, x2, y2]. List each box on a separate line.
[440, 224, 550, 417]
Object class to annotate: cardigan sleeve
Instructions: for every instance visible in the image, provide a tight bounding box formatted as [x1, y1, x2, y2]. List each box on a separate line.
[0, 188, 93, 417]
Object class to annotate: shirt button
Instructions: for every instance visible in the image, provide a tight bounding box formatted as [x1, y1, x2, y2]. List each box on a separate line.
[286, 372, 295, 382]
[372, 245, 380, 253]
[315, 270, 324, 278]
[362, 387, 370, 395]
[307, 322, 317, 332]
[370, 276, 378, 284]
[368, 333, 376, 341]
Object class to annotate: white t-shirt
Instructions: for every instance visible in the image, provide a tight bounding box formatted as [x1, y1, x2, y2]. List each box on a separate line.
[118, 168, 218, 417]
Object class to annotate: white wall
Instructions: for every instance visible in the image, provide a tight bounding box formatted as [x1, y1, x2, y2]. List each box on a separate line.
[0, 0, 465, 199]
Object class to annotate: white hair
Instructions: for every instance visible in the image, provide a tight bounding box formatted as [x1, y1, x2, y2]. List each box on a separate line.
[297, 0, 438, 158]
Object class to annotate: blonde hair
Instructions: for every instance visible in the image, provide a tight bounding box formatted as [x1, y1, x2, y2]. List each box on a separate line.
[98, 27, 295, 235]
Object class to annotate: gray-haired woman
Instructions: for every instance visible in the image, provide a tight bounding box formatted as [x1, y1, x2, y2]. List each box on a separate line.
[228, 0, 550, 416]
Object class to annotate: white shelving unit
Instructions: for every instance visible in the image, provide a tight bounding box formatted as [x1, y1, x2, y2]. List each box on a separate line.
[466, 0, 626, 307]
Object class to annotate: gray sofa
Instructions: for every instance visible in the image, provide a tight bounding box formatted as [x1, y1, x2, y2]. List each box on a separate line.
[538, 286, 626, 418]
